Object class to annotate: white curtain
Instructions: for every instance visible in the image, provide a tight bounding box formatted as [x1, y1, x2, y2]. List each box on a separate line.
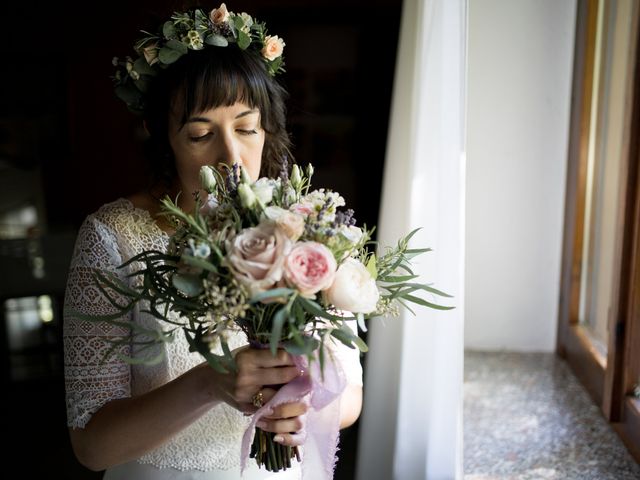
[355, 0, 466, 479]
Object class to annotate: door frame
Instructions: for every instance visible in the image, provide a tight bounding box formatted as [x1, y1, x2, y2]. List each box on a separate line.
[557, 0, 640, 462]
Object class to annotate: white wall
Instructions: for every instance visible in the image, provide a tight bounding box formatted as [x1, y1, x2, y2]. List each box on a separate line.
[465, 0, 577, 351]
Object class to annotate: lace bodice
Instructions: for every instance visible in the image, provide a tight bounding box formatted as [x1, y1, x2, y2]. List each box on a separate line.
[63, 198, 363, 472]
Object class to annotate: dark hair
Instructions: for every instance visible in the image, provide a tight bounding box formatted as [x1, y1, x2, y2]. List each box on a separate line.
[143, 45, 292, 188]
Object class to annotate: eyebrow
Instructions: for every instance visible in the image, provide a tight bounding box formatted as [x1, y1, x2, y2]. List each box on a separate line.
[185, 109, 259, 124]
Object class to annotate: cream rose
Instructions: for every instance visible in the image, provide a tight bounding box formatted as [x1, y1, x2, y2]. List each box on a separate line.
[324, 258, 379, 314]
[226, 222, 291, 295]
[263, 206, 305, 241]
[210, 3, 230, 24]
[261, 35, 285, 61]
[284, 242, 337, 297]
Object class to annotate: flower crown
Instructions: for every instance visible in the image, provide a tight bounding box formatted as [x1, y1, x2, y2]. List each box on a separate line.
[112, 3, 286, 114]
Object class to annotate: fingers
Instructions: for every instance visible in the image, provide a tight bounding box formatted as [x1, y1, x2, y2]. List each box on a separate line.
[257, 416, 305, 434]
[236, 348, 295, 369]
[272, 431, 306, 447]
[264, 401, 308, 419]
[231, 348, 304, 414]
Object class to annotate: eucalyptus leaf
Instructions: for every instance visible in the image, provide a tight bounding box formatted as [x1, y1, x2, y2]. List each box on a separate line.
[159, 47, 183, 64]
[166, 39, 188, 54]
[330, 328, 356, 349]
[172, 273, 203, 297]
[233, 16, 245, 31]
[181, 255, 218, 273]
[270, 308, 288, 356]
[250, 288, 294, 304]
[237, 30, 251, 50]
[205, 34, 229, 47]
[133, 57, 156, 76]
[298, 297, 353, 322]
[379, 274, 419, 283]
[283, 336, 319, 356]
[405, 294, 455, 310]
[184, 329, 231, 373]
[163, 21, 176, 39]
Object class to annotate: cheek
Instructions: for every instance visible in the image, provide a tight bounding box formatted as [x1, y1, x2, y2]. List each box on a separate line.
[246, 135, 266, 180]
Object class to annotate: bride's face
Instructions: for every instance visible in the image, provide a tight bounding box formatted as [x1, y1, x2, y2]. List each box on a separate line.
[168, 101, 265, 194]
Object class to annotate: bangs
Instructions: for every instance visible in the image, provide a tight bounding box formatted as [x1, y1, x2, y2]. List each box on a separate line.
[171, 48, 270, 127]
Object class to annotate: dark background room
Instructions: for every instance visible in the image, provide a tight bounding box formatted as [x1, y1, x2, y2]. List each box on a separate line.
[0, 0, 400, 477]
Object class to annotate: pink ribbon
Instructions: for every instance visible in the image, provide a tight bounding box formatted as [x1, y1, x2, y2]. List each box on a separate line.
[240, 353, 347, 479]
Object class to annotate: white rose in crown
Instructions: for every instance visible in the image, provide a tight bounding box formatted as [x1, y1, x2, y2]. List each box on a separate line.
[324, 258, 379, 314]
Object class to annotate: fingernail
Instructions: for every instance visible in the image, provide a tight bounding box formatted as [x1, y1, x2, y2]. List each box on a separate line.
[273, 435, 284, 443]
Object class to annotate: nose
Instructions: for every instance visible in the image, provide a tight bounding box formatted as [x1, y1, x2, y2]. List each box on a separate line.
[215, 130, 242, 170]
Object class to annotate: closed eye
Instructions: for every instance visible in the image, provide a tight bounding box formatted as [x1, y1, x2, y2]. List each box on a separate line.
[189, 133, 212, 143]
[237, 129, 258, 135]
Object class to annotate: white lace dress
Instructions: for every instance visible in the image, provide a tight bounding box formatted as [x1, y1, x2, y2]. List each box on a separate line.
[63, 198, 363, 479]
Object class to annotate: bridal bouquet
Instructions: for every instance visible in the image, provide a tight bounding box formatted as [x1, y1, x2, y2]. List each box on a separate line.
[76, 162, 452, 473]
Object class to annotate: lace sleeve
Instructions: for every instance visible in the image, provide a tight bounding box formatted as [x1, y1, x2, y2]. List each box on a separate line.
[63, 214, 132, 429]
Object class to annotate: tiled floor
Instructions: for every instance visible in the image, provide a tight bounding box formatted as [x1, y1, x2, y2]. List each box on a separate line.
[464, 351, 640, 480]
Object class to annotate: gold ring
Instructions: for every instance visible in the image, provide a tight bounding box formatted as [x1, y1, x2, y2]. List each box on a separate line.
[252, 390, 264, 408]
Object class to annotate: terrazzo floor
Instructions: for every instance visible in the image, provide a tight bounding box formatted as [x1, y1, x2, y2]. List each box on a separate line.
[464, 351, 640, 480]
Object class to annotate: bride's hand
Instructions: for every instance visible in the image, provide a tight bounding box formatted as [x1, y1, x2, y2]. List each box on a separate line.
[205, 346, 302, 414]
[256, 400, 309, 447]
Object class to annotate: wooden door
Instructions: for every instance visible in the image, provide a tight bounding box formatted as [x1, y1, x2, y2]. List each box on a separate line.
[557, 0, 640, 462]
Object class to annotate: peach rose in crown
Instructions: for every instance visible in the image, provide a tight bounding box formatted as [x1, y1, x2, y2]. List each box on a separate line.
[284, 242, 337, 298]
[210, 3, 230, 24]
[226, 222, 292, 296]
[262, 35, 285, 61]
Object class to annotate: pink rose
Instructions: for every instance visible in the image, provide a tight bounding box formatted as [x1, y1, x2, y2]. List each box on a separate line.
[261, 35, 285, 61]
[210, 3, 230, 24]
[290, 202, 314, 217]
[284, 242, 337, 298]
[226, 222, 291, 296]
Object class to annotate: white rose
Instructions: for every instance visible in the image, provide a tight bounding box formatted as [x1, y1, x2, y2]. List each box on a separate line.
[252, 178, 275, 205]
[324, 258, 379, 314]
[339, 225, 363, 245]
